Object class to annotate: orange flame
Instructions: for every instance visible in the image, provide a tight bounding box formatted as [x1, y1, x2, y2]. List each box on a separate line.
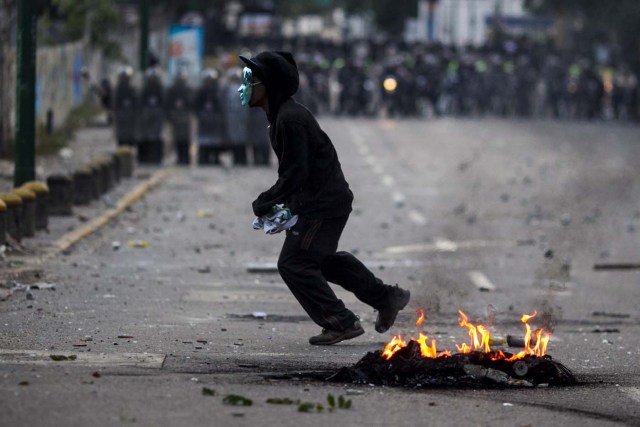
[381, 309, 552, 361]
[381, 335, 407, 360]
[458, 311, 491, 353]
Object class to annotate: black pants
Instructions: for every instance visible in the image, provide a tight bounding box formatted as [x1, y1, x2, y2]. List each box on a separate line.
[278, 214, 394, 331]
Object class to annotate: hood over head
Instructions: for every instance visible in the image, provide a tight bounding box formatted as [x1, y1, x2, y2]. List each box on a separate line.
[239, 51, 299, 118]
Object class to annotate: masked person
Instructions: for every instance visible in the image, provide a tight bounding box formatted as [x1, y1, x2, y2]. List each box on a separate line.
[239, 51, 410, 345]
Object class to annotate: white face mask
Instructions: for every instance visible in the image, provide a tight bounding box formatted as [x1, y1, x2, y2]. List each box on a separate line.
[238, 67, 263, 106]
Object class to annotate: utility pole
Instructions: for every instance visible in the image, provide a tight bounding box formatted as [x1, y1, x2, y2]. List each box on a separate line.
[14, 0, 36, 187]
[139, 0, 149, 72]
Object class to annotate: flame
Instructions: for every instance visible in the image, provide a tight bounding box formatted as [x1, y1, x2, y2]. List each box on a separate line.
[458, 311, 491, 353]
[381, 309, 552, 361]
[381, 335, 407, 360]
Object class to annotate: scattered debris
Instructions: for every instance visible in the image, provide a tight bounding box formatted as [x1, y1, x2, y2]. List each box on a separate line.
[266, 398, 299, 405]
[18, 381, 30, 386]
[117, 335, 134, 339]
[591, 328, 620, 333]
[197, 209, 214, 219]
[197, 266, 211, 274]
[227, 313, 308, 323]
[119, 415, 137, 424]
[202, 387, 216, 396]
[327, 394, 352, 410]
[238, 364, 258, 368]
[593, 263, 640, 271]
[127, 240, 149, 248]
[246, 262, 279, 273]
[112, 241, 121, 250]
[592, 311, 630, 319]
[50, 355, 77, 361]
[223, 394, 253, 406]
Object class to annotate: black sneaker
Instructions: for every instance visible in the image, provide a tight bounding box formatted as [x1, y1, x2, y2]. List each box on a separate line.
[375, 285, 411, 333]
[309, 320, 365, 345]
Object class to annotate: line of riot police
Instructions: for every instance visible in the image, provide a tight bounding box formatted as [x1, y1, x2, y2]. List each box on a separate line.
[276, 37, 639, 122]
[111, 65, 271, 166]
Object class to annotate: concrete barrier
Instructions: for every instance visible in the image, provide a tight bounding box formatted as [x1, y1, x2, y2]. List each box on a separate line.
[73, 167, 94, 205]
[24, 181, 50, 230]
[14, 187, 36, 238]
[116, 147, 135, 178]
[0, 192, 23, 242]
[46, 174, 73, 216]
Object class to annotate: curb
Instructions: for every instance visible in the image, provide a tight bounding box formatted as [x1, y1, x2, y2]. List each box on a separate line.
[45, 168, 173, 259]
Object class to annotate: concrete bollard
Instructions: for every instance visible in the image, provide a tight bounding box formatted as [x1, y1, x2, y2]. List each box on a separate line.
[0, 192, 23, 242]
[88, 163, 101, 200]
[0, 199, 6, 246]
[116, 147, 134, 178]
[88, 160, 106, 195]
[73, 167, 94, 205]
[47, 174, 73, 216]
[111, 152, 121, 184]
[24, 181, 50, 230]
[99, 155, 115, 192]
[14, 187, 36, 238]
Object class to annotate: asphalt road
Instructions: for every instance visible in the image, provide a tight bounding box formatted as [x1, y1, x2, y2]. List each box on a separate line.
[1, 117, 640, 426]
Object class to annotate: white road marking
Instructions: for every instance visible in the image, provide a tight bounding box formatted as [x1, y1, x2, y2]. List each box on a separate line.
[435, 238, 458, 251]
[408, 209, 427, 225]
[467, 271, 497, 291]
[0, 349, 165, 368]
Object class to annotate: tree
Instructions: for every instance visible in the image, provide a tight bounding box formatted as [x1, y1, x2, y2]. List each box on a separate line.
[53, 0, 122, 57]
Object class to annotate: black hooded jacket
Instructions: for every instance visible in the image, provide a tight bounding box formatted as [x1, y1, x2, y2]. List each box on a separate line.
[241, 51, 353, 219]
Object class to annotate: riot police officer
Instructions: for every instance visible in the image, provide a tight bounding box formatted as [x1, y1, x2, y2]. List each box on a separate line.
[113, 66, 138, 147]
[166, 71, 193, 165]
[138, 67, 165, 164]
[195, 69, 226, 165]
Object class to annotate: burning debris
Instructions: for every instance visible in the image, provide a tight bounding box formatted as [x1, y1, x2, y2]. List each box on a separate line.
[329, 310, 576, 388]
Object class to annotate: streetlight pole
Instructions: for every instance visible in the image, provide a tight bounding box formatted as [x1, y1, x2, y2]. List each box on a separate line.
[14, 0, 37, 187]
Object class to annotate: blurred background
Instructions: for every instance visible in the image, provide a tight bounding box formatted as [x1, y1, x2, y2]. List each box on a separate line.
[0, 0, 639, 158]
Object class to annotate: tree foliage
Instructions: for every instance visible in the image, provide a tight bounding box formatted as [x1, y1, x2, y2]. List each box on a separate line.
[53, 0, 122, 57]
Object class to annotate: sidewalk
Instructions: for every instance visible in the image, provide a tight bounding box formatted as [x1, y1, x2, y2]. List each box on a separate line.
[0, 119, 169, 267]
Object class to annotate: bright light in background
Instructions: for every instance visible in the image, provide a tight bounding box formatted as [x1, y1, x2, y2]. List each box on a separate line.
[383, 77, 398, 93]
